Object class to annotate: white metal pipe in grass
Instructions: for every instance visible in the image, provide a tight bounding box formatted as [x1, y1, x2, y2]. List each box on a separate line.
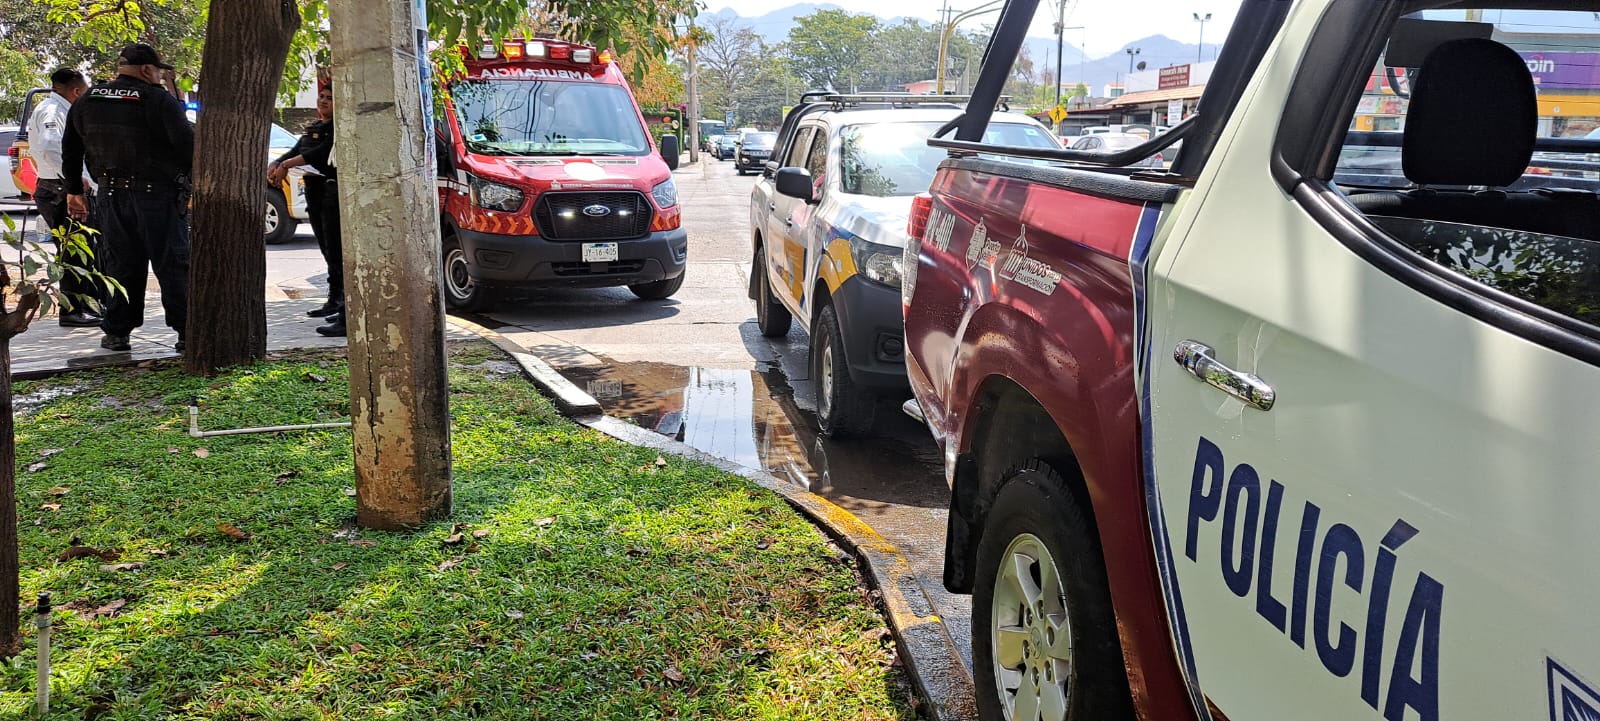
[34, 593, 50, 716]
[187, 406, 351, 438]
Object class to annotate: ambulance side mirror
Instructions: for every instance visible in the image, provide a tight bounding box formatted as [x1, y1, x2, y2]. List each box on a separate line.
[659, 134, 680, 171]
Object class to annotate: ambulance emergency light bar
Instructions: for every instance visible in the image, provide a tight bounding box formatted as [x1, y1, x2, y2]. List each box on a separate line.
[475, 39, 609, 65]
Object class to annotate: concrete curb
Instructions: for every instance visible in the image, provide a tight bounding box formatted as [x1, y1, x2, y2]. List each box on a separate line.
[446, 316, 978, 721]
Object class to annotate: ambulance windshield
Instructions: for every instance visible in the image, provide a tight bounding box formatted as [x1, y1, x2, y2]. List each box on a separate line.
[449, 80, 650, 156]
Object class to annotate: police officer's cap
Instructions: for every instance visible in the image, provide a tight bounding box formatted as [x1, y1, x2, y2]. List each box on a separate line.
[117, 43, 174, 70]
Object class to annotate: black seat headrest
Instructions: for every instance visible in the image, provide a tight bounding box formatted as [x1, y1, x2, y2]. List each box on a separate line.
[1402, 38, 1536, 187]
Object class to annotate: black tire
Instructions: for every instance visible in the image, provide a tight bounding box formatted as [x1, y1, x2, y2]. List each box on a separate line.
[441, 230, 492, 312]
[265, 188, 295, 245]
[753, 251, 792, 337]
[628, 271, 685, 300]
[973, 460, 1134, 721]
[811, 303, 875, 437]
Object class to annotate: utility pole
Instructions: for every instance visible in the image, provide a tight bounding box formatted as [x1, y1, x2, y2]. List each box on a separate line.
[1052, 0, 1066, 110]
[686, 19, 699, 164]
[328, 0, 453, 529]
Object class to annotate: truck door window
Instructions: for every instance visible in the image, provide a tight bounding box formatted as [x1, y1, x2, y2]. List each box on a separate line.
[803, 128, 829, 192]
[1328, 10, 1600, 333]
[448, 80, 650, 157]
[784, 127, 814, 168]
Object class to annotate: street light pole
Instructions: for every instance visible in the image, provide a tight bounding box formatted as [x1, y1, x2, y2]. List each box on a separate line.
[1126, 47, 1141, 74]
[937, 0, 1003, 94]
[1193, 12, 1212, 63]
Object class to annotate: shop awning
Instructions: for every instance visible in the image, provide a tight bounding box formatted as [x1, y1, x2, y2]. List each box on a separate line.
[1106, 85, 1206, 108]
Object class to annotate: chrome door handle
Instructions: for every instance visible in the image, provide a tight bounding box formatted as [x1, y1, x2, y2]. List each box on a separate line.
[1173, 341, 1275, 411]
[769, 202, 777, 212]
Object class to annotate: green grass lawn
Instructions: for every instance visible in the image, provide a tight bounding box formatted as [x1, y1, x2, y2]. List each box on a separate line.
[0, 343, 915, 720]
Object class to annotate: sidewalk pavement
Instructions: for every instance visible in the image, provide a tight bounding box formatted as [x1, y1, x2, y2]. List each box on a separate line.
[10, 284, 474, 379]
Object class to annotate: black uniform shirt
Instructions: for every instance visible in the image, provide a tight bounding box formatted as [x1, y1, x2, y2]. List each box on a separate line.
[276, 119, 336, 180]
[61, 74, 195, 195]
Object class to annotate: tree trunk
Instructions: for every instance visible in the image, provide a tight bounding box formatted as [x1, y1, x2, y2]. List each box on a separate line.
[0, 338, 19, 659]
[184, 0, 301, 375]
[329, 0, 453, 529]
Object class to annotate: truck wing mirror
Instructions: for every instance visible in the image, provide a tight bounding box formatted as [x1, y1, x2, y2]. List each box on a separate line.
[659, 134, 680, 171]
[435, 132, 454, 176]
[775, 167, 815, 203]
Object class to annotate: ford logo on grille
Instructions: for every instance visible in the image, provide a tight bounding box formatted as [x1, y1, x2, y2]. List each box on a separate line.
[582, 204, 612, 218]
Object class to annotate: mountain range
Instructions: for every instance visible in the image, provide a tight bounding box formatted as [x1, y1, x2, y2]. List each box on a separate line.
[703, 2, 1220, 89]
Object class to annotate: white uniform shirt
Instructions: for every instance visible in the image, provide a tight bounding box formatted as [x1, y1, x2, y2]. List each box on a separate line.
[25, 91, 72, 182]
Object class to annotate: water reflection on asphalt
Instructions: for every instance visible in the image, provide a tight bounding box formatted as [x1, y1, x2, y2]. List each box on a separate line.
[556, 360, 946, 509]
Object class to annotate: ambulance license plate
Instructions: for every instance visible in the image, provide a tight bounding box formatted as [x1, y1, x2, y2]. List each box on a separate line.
[582, 243, 619, 262]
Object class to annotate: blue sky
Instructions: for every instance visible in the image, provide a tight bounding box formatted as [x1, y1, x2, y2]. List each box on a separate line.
[704, 0, 1245, 57]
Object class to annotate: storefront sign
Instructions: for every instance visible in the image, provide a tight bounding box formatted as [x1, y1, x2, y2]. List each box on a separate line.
[1159, 64, 1191, 89]
[1519, 52, 1600, 91]
[1168, 99, 1184, 122]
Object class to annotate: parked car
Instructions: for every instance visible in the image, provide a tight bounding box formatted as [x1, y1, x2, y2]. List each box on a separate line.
[1069, 132, 1166, 168]
[713, 134, 737, 160]
[734, 131, 776, 175]
[702, 133, 723, 153]
[0, 126, 23, 205]
[904, 3, 1600, 721]
[750, 94, 1059, 436]
[265, 122, 311, 245]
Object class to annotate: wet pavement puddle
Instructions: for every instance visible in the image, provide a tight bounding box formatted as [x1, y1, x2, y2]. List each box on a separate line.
[556, 359, 947, 511]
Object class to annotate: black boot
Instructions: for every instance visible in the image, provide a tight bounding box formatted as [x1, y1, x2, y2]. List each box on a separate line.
[315, 313, 346, 337]
[307, 299, 341, 318]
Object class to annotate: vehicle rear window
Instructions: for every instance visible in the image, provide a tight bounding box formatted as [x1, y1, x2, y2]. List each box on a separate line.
[840, 120, 1055, 197]
[270, 124, 297, 148]
[449, 80, 650, 157]
[744, 132, 776, 148]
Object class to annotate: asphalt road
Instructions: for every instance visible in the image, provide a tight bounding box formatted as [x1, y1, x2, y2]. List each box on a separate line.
[475, 155, 972, 673]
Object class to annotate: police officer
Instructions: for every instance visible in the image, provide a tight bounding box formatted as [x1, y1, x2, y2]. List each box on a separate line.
[26, 68, 101, 327]
[268, 82, 344, 334]
[61, 43, 193, 353]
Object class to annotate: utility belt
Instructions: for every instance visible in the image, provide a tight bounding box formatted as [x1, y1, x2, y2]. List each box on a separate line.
[99, 176, 182, 193]
[35, 178, 65, 190]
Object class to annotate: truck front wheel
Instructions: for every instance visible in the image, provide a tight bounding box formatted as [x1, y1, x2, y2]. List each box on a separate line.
[812, 303, 876, 437]
[973, 460, 1134, 721]
[754, 252, 792, 337]
[441, 231, 492, 312]
[628, 271, 685, 301]
[265, 188, 295, 245]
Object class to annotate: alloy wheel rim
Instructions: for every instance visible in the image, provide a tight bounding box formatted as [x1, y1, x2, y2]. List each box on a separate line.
[819, 340, 835, 419]
[992, 532, 1072, 721]
[445, 247, 473, 300]
[264, 203, 279, 234]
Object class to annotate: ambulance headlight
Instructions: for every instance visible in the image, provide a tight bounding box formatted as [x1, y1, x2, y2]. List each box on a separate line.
[468, 175, 524, 212]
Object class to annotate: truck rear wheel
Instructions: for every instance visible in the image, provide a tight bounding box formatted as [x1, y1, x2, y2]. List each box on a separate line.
[441, 231, 492, 312]
[265, 189, 295, 245]
[812, 303, 876, 437]
[628, 271, 685, 300]
[973, 460, 1134, 721]
[754, 252, 792, 337]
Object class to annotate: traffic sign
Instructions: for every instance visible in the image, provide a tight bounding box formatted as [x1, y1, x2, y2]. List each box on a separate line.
[724, 110, 735, 126]
[1048, 104, 1067, 124]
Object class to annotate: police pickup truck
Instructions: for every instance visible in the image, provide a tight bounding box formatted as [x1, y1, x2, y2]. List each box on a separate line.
[902, 2, 1600, 720]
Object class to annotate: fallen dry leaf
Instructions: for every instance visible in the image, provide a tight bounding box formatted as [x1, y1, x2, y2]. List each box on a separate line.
[346, 539, 377, 548]
[304, 372, 329, 384]
[533, 517, 556, 528]
[504, 609, 525, 619]
[442, 533, 465, 545]
[274, 470, 299, 482]
[193, 448, 210, 459]
[663, 667, 685, 682]
[471, 529, 491, 539]
[149, 549, 170, 557]
[654, 456, 668, 468]
[216, 523, 252, 541]
[331, 562, 349, 571]
[342, 488, 357, 497]
[860, 627, 891, 644]
[756, 538, 775, 551]
[167, 447, 180, 454]
[38, 448, 63, 458]
[348, 642, 365, 653]
[99, 562, 144, 572]
[437, 558, 461, 571]
[45, 486, 68, 495]
[90, 599, 127, 618]
[58, 545, 117, 562]
[39, 503, 60, 512]
[26, 461, 47, 473]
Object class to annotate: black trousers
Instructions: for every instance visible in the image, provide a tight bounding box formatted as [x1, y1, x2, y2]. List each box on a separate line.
[93, 187, 188, 337]
[32, 179, 101, 314]
[303, 178, 343, 305]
